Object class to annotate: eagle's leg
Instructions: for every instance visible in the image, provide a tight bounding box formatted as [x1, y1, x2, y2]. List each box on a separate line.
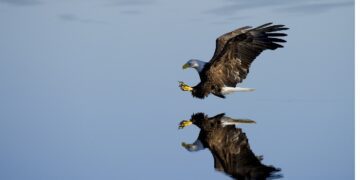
[178, 81, 193, 91]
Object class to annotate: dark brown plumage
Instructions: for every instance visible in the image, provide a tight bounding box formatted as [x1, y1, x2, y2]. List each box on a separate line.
[180, 113, 281, 180]
[181, 23, 288, 99]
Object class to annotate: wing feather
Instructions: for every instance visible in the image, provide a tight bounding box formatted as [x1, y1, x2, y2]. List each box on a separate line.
[212, 26, 252, 60]
[204, 23, 288, 87]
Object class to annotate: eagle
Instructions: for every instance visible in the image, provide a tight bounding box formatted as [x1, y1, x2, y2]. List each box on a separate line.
[179, 23, 288, 99]
[179, 113, 282, 180]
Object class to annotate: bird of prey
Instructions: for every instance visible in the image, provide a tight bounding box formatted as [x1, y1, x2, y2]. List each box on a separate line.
[179, 23, 288, 99]
[179, 113, 282, 179]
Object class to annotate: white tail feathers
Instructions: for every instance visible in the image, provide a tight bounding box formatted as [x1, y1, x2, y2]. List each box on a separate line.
[221, 87, 255, 94]
[221, 118, 256, 126]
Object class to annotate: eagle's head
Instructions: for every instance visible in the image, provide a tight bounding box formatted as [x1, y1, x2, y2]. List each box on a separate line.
[182, 59, 206, 72]
[183, 59, 200, 69]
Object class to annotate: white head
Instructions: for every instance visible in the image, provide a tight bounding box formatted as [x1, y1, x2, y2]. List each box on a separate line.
[182, 59, 207, 73]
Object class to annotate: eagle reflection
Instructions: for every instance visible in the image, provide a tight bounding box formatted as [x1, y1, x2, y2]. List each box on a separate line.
[179, 113, 281, 180]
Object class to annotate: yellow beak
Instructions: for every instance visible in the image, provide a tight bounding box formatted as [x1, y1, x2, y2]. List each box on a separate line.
[178, 120, 193, 129]
[182, 63, 190, 69]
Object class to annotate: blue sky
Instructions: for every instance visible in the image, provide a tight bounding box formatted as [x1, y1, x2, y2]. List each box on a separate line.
[0, 0, 354, 179]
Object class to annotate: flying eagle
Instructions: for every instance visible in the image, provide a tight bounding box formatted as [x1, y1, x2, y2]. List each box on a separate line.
[179, 113, 281, 179]
[179, 23, 288, 99]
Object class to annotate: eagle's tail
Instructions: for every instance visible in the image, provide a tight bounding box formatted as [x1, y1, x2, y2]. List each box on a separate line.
[221, 87, 255, 94]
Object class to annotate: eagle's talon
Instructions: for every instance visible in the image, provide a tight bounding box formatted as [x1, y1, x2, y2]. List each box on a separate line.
[178, 120, 193, 129]
[178, 81, 193, 91]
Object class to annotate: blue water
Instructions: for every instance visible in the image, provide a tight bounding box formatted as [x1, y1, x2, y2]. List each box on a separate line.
[0, 0, 354, 179]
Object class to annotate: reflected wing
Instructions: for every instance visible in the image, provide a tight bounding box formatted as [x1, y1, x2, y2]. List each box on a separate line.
[205, 23, 288, 87]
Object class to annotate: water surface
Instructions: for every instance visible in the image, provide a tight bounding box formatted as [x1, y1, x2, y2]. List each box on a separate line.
[0, 0, 354, 179]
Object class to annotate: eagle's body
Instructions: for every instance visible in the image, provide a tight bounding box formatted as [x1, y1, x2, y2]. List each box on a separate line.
[179, 113, 281, 179]
[180, 23, 288, 99]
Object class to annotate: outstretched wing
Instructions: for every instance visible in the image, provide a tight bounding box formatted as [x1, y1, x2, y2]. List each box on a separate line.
[211, 25, 252, 60]
[204, 23, 288, 87]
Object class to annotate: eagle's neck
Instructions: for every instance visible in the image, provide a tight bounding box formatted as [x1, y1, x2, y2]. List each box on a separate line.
[194, 60, 207, 73]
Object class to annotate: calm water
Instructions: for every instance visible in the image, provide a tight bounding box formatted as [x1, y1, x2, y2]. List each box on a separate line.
[0, 0, 354, 179]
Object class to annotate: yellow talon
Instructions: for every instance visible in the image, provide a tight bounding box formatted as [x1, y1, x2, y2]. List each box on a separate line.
[178, 120, 193, 129]
[178, 81, 193, 91]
